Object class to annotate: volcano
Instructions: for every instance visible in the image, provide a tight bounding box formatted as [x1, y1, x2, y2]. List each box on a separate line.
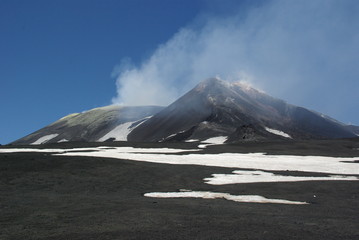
[12, 78, 358, 145]
[12, 105, 163, 145]
[128, 78, 357, 142]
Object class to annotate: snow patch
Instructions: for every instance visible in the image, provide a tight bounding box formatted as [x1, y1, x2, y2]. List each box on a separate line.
[199, 136, 227, 148]
[202, 136, 227, 144]
[0, 147, 199, 154]
[165, 133, 177, 139]
[31, 134, 59, 145]
[185, 139, 200, 142]
[2, 146, 359, 177]
[144, 190, 307, 205]
[204, 170, 358, 185]
[0, 148, 65, 153]
[52, 147, 359, 175]
[198, 144, 208, 149]
[265, 127, 292, 139]
[58, 139, 68, 143]
[99, 116, 153, 142]
[3, 145, 357, 205]
[164, 132, 180, 140]
[135, 116, 153, 127]
[160, 130, 187, 142]
[98, 122, 134, 141]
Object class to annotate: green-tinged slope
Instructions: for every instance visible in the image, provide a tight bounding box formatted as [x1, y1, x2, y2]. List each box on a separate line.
[12, 105, 163, 145]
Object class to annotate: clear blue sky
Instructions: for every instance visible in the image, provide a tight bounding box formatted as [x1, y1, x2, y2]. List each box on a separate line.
[0, 0, 203, 144]
[1, 0, 358, 144]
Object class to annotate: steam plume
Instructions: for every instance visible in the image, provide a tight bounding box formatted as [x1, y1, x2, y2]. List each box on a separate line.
[112, 0, 359, 123]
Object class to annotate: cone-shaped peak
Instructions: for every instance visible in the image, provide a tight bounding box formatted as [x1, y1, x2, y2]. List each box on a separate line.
[194, 77, 231, 91]
[195, 77, 262, 96]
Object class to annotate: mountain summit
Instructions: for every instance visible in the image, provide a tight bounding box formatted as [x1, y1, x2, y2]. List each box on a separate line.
[128, 78, 357, 142]
[12, 78, 358, 145]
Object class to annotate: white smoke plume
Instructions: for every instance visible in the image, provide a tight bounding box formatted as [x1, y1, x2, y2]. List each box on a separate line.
[112, 0, 359, 123]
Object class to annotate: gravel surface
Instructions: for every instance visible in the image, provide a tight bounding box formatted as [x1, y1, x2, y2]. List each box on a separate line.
[1, 139, 359, 239]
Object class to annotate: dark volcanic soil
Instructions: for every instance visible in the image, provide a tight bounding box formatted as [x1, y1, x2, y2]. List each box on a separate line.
[1, 139, 359, 239]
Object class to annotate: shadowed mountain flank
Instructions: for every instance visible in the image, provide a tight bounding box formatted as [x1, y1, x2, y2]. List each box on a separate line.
[128, 78, 356, 142]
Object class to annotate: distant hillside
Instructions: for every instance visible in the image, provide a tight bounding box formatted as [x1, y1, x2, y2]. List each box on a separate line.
[13, 105, 163, 145]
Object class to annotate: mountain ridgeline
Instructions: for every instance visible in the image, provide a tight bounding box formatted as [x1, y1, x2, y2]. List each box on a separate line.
[12, 105, 163, 145]
[128, 78, 357, 142]
[13, 78, 358, 145]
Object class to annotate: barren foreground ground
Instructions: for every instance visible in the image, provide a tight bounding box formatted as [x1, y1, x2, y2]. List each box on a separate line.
[1, 139, 359, 239]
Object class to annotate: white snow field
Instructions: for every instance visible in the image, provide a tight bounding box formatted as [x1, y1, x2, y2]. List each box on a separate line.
[202, 136, 228, 144]
[98, 121, 135, 141]
[0, 148, 66, 153]
[144, 190, 308, 205]
[265, 127, 292, 139]
[199, 136, 227, 148]
[31, 134, 59, 145]
[48, 147, 359, 176]
[98, 116, 153, 142]
[2, 146, 358, 205]
[0, 147, 199, 154]
[204, 170, 357, 185]
[2, 146, 357, 176]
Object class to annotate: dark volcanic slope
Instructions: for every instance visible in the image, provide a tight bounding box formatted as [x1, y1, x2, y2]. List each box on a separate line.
[128, 78, 356, 142]
[345, 125, 359, 136]
[1, 140, 359, 240]
[13, 105, 163, 145]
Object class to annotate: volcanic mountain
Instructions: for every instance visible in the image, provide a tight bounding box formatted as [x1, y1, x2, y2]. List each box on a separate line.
[12, 78, 358, 145]
[12, 105, 163, 145]
[128, 78, 357, 142]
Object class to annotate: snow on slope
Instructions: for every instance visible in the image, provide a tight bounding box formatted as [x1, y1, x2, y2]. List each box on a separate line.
[98, 116, 153, 142]
[144, 190, 307, 205]
[2, 146, 358, 176]
[202, 136, 228, 144]
[2, 146, 358, 205]
[199, 136, 227, 148]
[265, 127, 292, 139]
[160, 130, 186, 142]
[31, 134, 59, 145]
[204, 170, 357, 185]
[0, 147, 199, 154]
[98, 121, 135, 141]
[47, 147, 359, 175]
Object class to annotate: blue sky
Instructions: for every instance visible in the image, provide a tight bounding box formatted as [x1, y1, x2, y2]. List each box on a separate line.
[0, 0, 202, 144]
[1, 0, 358, 144]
